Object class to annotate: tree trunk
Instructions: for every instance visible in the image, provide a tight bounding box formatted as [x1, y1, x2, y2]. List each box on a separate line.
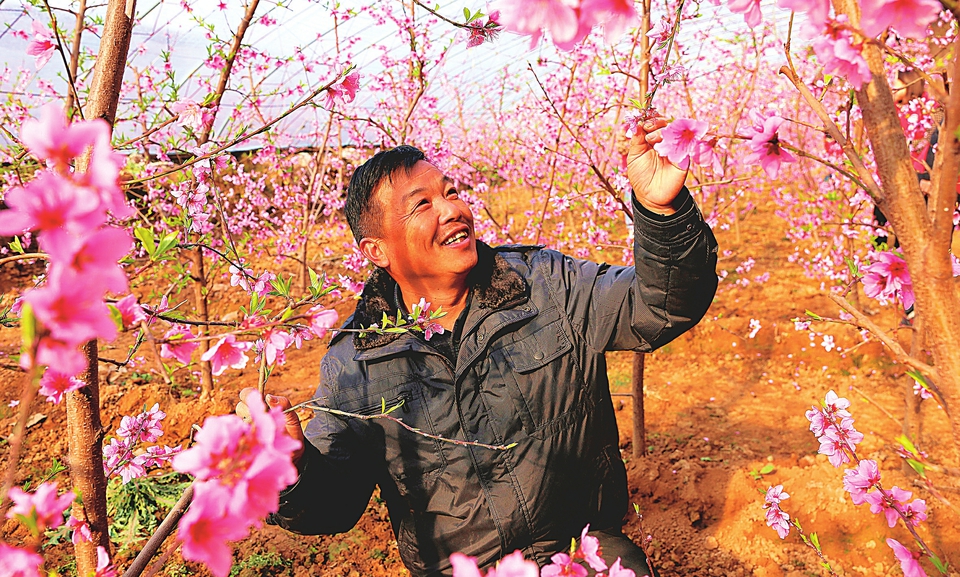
[834, 0, 960, 461]
[189, 248, 214, 400]
[69, 0, 138, 573]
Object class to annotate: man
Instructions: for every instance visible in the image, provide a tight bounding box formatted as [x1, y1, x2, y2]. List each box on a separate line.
[239, 117, 718, 576]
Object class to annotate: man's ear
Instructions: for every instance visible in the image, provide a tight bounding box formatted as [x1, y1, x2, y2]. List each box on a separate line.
[359, 237, 389, 269]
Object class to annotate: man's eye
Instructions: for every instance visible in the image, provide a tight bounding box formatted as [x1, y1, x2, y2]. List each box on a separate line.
[447, 189, 459, 198]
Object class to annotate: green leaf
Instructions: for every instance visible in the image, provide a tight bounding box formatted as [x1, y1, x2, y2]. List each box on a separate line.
[134, 227, 156, 256]
[634, 503, 640, 515]
[844, 257, 859, 278]
[20, 303, 36, 352]
[107, 304, 125, 330]
[928, 552, 948, 574]
[463, 6, 471, 20]
[804, 310, 823, 321]
[308, 267, 319, 288]
[810, 532, 820, 552]
[279, 307, 293, 322]
[906, 458, 927, 478]
[759, 463, 775, 475]
[8, 236, 24, 254]
[700, 456, 712, 462]
[155, 232, 179, 260]
[896, 434, 919, 455]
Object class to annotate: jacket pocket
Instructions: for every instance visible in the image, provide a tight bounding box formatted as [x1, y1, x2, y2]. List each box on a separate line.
[338, 382, 447, 501]
[494, 317, 576, 436]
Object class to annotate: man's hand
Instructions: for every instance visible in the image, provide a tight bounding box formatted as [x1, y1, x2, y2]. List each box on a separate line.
[237, 387, 306, 465]
[627, 116, 689, 215]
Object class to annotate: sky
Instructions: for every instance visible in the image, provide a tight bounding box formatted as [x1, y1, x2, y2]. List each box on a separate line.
[0, 0, 796, 148]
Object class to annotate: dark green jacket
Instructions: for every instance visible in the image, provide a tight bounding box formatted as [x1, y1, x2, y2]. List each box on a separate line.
[269, 191, 718, 576]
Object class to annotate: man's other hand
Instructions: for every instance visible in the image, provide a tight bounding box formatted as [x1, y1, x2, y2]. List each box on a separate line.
[237, 387, 306, 464]
[627, 116, 689, 215]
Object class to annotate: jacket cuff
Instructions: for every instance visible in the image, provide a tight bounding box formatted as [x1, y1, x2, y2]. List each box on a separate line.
[632, 187, 708, 257]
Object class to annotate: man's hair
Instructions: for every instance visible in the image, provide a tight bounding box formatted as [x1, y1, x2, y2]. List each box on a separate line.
[345, 145, 426, 241]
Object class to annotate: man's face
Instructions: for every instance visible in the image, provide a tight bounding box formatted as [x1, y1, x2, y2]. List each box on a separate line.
[367, 160, 478, 286]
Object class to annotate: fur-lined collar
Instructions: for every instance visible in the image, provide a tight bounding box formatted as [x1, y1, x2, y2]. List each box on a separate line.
[349, 242, 528, 350]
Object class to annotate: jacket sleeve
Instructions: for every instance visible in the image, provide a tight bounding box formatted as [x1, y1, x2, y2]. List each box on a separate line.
[266, 355, 378, 535]
[545, 188, 718, 352]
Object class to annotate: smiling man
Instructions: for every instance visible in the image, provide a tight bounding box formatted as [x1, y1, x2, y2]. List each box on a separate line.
[242, 117, 718, 576]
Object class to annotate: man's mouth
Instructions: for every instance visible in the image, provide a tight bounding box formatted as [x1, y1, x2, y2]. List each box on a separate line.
[441, 231, 468, 246]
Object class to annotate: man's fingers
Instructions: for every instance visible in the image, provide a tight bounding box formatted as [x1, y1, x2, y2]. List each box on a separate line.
[644, 128, 665, 146]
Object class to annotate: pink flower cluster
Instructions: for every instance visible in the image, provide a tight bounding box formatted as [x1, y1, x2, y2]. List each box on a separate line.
[327, 71, 361, 106]
[172, 393, 300, 577]
[652, 118, 718, 171]
[452, 525, 638, 577]
[0, 104, 133, 377]
[743, 115, 795, 179]
[103, 403, 181, 484]
[466, 11, 502, 48]
[862, 251, 915, 309]
[805, 390, 863, 467]
[495, 0, 638, 50]
[763, 485, 791, 539]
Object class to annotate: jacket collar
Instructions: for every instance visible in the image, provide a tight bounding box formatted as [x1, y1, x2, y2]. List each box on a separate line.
[349, 242, 527, 351]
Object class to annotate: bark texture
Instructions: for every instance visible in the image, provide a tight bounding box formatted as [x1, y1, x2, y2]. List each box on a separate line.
[68, 0, 138, 574]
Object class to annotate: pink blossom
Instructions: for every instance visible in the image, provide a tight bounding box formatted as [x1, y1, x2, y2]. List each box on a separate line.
[450, 552, 484, 577]
[865, 486, 914, 527]
[94, 546, 117, 577]
[653, 118, 710, 170]
[326, 72, 361, 106]
[765, 484, 790, 505]
[115, 295, 147, 329]
[117, 403, 166, 443]
[0, 543, 43, 577]
[32, 338, 87, 376]
[19, 103, 108, 171]
[913, 380, 933, 400]
[823, 390, 852, 419]
[173, 394, 300, 577]
[6, 481, 75, 533]
[171, 99, 207, 132]
[307, 305, 339, 338]
[646, 16, 671, 45]
[542, 552, 588, 577]
[575, 524, 607, 571]
[765, 505, 791, 538]
[229, 264, 253, 291]
[253, 271, 276, 298]
[259, 329, 293, 366]
[805, 407, 827, 436]
[842, 459, 880, 505]
[860, 0, 941, 39]
[66, 512, 92, 544]
[38, 370, 85, 404]
[42, 227, 132, 294]
[862, 252, 914, 309]
[160, 324, 199, 365]
[177, 498, 248, 577]
[26, 20, 56, 69]
[606, 558, 637, 577]
[886, 538, 928, 577]
[0, 173, 103, 238]
[725, 0, 763, 28]
[811, 17, 871, 89]
[776, 0, 830, 30]
[579, 0, 639, 45]
[25, 282, 117, 346]
[747, 319, 761, 338]
[493, 551, 540, 577]
[744, 116, 796, 179]
[200, 334, 253, 376]
[466, 12, 502, 48]
[495, 0, 580, 49]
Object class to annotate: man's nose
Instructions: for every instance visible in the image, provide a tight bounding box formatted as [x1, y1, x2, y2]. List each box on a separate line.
[436, 194, 462, 222]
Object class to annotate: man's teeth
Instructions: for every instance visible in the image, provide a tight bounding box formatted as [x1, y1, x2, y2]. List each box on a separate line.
[443, 232, 467, 245]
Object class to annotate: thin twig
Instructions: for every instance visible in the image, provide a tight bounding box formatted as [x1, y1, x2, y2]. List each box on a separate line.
[295, 400, 517, 451]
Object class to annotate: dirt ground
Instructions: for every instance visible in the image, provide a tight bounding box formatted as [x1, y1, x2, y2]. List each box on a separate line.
[2, 194, 959, 577]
